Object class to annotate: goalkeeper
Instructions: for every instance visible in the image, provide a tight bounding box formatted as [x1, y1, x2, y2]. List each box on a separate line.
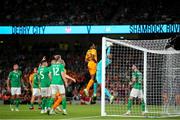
[126, 64, 145, 115]
[92, 42, 114, 104]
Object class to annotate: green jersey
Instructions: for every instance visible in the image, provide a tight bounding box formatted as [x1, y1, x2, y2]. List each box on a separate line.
[38, 66, 50, 88]
[49, 64, 65, 85]
[8, 70, 22, 87]
[132, 70, 143, 90]
[33, 73, 39, 88]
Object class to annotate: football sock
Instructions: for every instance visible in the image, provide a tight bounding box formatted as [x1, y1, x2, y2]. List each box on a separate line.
[53, 97, 62, 110]
[128, 99, 132, 111]
[86, 79, 94, 91]
[93, 83, 98, 96]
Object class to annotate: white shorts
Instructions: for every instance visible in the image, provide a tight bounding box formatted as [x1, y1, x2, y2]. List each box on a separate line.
[41, 87, 51, 97]
[50, 84, 65, 95]
[11, 87, 21, 96]
[32, 88, 41, 96]
[130, 88, 143, 98]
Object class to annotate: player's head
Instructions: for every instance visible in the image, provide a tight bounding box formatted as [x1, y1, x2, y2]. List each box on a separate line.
[13, 64, 19, 70]
[51, 59, 56, 64]
[41, 60, 48, 66]
[57, 59, 66, 67]
[132, 64, 138, 71]
[33, 67, 37, 73]
[53, 55, 61, 61]
[90, 43, 96, 49]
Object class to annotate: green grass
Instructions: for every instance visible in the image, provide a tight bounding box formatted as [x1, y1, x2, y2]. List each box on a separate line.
[0, 104, 179, 120]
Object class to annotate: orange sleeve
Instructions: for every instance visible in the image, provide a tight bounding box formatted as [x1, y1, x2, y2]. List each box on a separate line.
[29, 73, 34, 83]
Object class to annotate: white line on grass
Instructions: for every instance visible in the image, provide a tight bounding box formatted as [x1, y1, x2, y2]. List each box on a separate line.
[60, 116, 100, 120]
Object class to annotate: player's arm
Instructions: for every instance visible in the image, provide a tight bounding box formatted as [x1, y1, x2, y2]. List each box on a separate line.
[49, 72, 52, 81]
[29, 74, 33, 89]
[107, 47, 112, 59]
[65, 74, 76, 83]
[85, 50, 90, 63]
[20, 71, 27, 91]
[39, 56, 46, 66]
[54, 55, 61, 60]
[61, 71, 68, 87]
[20, 72, 25, 88]
[48, 67, 52, 81]
[42, 56, 46, 61]
[129, 74, 136, 85]
[91, 49, 97, 63]
[7, 76, 11, 92]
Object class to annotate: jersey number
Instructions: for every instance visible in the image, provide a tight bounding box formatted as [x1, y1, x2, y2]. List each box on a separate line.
[53, 67, 60, 76]
[40, 71, 44, 79]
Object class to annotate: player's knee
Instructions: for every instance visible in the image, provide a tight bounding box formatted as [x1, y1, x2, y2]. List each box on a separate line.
[60, 94, 65, 98]
[90, 75, 95, 80]
[52, 94, 56, 98]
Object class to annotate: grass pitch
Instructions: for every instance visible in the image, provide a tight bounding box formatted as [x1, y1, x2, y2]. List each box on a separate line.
[0, 104, 179, 120]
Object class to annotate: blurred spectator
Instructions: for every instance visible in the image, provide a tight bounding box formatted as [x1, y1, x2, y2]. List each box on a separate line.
[1, 0, 179, 25]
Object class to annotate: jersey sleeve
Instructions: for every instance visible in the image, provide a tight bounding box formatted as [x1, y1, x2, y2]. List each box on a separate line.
[60, 64, 65, 73]
[132, 72, 136, 79]
[137, 72, 143, 81]
[85, 50, 90, 61]
[29, 73, 34, 83]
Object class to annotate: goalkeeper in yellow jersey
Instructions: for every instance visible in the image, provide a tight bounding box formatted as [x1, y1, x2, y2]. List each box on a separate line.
[84, 43, 97, 96]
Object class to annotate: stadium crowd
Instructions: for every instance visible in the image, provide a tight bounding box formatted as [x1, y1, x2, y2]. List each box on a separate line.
[1, 0, 179, 25]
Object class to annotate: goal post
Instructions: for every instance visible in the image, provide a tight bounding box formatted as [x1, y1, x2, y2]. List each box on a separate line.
[101, 37, 106, 116]
[101, 37, 180, 117]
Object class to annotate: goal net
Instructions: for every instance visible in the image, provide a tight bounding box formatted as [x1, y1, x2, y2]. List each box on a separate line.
[101, 37, 180, 117]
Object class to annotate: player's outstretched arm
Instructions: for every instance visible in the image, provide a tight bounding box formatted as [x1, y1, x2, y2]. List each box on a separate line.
[61, 71, 68, 87]
[42, 56, 46, 61]
[65, 74, 76, 83]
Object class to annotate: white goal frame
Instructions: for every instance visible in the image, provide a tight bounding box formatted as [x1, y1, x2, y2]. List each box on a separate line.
[101, 37, 180, 117]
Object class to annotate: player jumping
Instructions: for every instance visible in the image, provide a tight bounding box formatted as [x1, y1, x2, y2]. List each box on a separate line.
[125, 64, 145, 115]
[7, 64, 24, 111]
[84, 43, 97, 96]
[92, 41, 114, 104]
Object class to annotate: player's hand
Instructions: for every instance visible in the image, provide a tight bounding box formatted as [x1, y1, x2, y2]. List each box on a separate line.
[54, 55, 61, 60]
[42, 56, 46, 61]
[72, 79, 76, 83]
[65, 82, 68, 87]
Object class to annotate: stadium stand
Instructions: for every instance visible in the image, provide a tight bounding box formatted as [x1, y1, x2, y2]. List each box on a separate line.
[1, 0, 180, 25]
